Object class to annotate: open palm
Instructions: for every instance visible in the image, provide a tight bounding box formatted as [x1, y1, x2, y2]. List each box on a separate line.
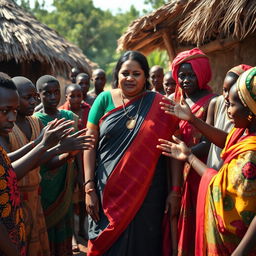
[160, 97, 193, 121]
[157, 136, 191, 161]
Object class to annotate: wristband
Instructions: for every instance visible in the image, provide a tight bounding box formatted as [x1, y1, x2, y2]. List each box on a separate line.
[83, 179, 95, 187]
[171, 186, 181, 193]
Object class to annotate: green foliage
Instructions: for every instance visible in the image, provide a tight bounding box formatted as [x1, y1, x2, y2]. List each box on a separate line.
[17, 0, 140, 82]
[147, 50, 170, 71]
[144, 0, 167, 9]
[14, 0, 168, 81]
[15, 0, 31, 10]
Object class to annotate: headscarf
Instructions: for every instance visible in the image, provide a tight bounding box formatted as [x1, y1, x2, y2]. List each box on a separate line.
[236, 67, 256, 115]
[228, 64, 252, 76]
[171, 48, 212, 101]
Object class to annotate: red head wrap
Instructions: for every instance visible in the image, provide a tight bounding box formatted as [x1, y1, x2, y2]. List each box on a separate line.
[172, 48, 212, 101]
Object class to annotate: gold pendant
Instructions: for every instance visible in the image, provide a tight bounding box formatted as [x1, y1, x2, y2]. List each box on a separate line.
[126, 118, 136, 130]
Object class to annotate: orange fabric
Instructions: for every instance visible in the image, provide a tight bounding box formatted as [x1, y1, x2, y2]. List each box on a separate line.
[196, 128, 256, 255]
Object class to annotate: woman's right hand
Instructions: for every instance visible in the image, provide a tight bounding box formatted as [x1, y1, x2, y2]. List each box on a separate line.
[86, 189, 100, 222]
[160, 97, 194, 122]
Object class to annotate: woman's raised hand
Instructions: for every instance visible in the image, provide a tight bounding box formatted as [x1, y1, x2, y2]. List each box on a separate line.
[157, 135, 191, 161]
[160, 97, 194, 121]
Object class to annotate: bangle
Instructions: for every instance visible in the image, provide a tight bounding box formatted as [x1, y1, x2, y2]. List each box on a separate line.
[85, 188, 95, 194]
[171, 186, 181, 193]
[83, 179, 95, 187]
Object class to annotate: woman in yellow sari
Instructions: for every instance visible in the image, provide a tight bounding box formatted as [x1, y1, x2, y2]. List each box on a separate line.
[157, 67, 256, 255]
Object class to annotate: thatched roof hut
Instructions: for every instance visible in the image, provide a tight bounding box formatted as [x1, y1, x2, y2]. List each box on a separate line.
[0, 0, 93, 82]
[118, 0, 256, 92]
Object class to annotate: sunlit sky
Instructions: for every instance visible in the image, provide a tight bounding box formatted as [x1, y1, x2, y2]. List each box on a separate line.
[29, 0, 148, 13]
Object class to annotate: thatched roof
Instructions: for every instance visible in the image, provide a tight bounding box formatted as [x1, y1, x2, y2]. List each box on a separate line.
[0, 0, 93, 77]
[118, 0, 256, 55]
[179, 0, 256, 44]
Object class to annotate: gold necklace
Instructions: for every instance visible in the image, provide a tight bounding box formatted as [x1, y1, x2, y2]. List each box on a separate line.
[121, 92, 145, 130]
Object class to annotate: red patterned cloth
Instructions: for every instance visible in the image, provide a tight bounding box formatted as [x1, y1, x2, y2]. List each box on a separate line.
[0, 146, 26, 256]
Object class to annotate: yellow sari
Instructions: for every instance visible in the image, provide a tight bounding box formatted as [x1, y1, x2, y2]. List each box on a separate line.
[204, 128, 256, 255]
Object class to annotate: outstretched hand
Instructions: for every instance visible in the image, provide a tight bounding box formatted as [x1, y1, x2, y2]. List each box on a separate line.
[40, 118, 75, 149]
[160, 97, 194, 121]
[157, 135, 191, 161]
[58, 128, 95, 154]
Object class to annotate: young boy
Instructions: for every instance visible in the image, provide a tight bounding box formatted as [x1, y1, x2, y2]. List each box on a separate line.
[59, 83, 90, 129]
[59, 83, 91, 244]
[149, 65, 165, 94]
[10, 76, 50, 256]
[163, 71, 176, 97]
[76, 73, 94, 106]
[0, 73, 82, 256]
[34, 75, 86, 255]
[70, 67, 80, 83]
[87, 69, 106, 104]
[0, 73, 26, 256]
[3, 76, 93, 256]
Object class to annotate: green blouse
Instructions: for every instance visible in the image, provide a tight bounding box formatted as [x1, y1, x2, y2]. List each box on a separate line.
[88, 90, 115, 125]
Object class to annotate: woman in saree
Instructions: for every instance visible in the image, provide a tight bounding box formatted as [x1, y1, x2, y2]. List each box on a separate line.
[169, 48, 216, 255]
[158, 67, 256, 255]
[83, 51, 179, 256]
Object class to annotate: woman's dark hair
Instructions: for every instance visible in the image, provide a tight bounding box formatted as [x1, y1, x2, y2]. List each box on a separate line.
[112, 51, 151, 89]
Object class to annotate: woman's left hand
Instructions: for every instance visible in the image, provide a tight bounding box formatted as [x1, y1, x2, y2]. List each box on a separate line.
[157, 135, 191, 161]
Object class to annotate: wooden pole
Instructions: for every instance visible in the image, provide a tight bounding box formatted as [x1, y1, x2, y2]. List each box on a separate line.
[162, 30, 176, 63]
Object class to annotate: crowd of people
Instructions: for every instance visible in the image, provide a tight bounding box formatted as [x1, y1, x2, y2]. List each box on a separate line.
[0, 48, 256, 256]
